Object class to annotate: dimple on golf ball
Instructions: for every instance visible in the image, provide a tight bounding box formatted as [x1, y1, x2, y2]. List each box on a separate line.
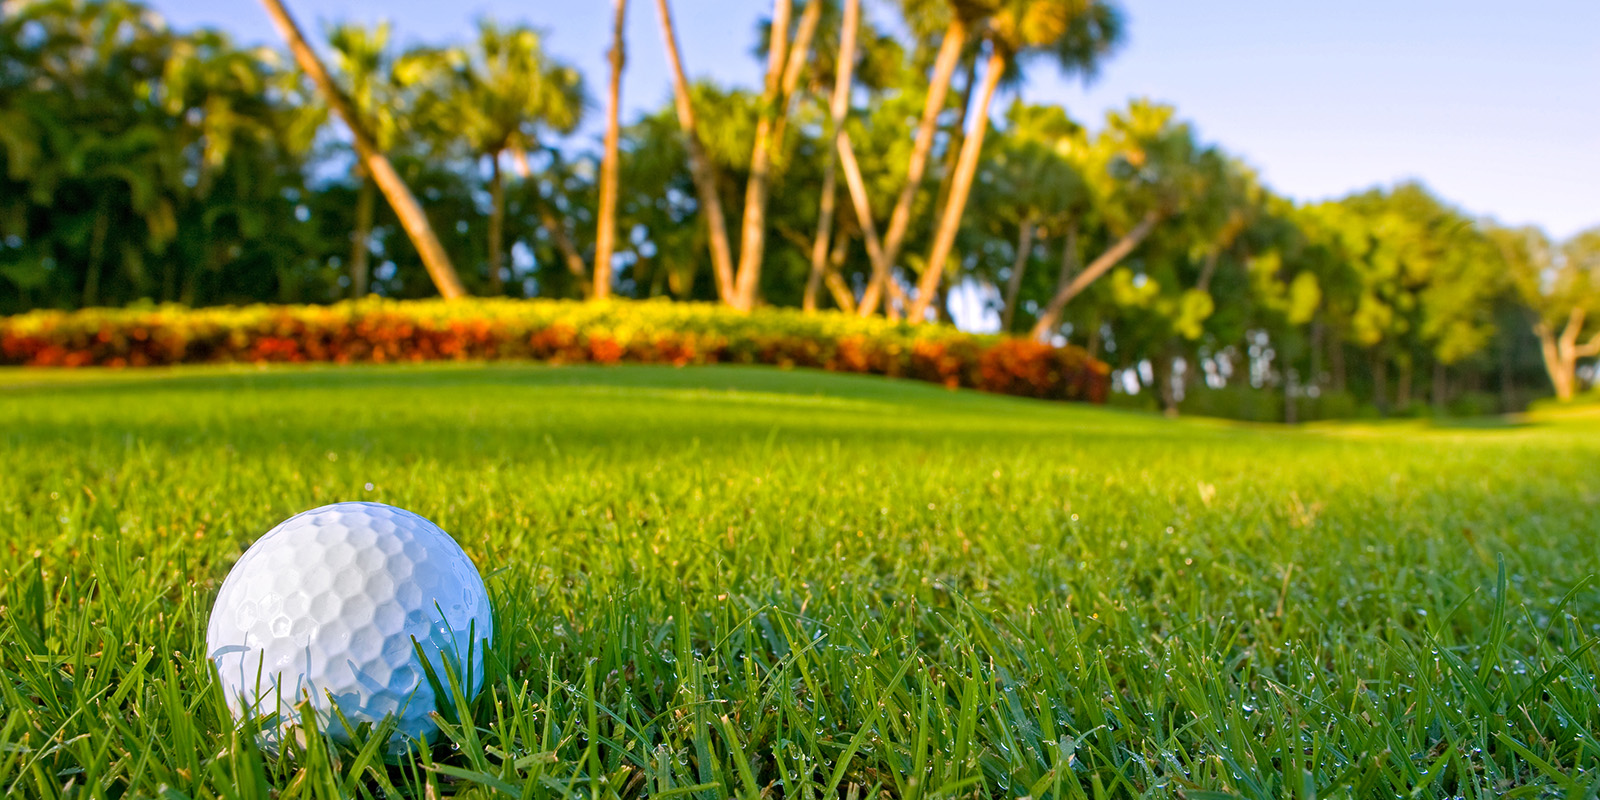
[207, 502, 492, 751]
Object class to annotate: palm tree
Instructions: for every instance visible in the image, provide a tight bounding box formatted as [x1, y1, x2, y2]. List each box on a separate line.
[803, 0, 861, 312]
[653, 0, 738, 303]
[256, 0, 467, 299]
[854, 0, 976, 317]
[725, 0, 794, 311]
[911, 0, 1125, 322]
[987, 101, 1088, 331]
[405, 20, 583, 295]
[1030, 101, 1210, 339]
[593, 0, 628, 299]
[730, 0, 822, 311]
[327, 22, 403, 299]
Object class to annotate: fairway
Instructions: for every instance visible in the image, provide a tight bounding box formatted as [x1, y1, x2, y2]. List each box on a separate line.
[2, 364, 1598, 797]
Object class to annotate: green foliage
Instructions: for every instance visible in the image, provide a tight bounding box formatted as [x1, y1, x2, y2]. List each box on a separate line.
[1302, 184, 1503, 364]
[1, 365, 1598, 796]
[1498, 224, 1600, 335]
[0, 0, 320, 311]
[401, 20, 585, 158]
[0, 0, 1592, 410]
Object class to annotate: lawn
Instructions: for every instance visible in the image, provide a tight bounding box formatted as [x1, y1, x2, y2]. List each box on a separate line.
[2, 364, 1598, 798]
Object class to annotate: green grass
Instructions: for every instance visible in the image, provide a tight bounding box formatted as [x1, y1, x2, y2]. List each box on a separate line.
[2, 363, 1598, 799]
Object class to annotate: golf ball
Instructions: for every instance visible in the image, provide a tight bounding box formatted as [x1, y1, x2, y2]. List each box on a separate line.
[206, 502, 492, 751]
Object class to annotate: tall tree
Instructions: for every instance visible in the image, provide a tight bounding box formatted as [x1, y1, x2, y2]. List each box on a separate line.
[804, 0, 861, 312]
[256, 0, 467, 299]
[1031, 101, 1204, 339]
[731, 0, 822, 310]
[912, 0, 1124, 322]
[327, 22, 404, 299]
[405, 20, 583, 294]
[1499, 225, 1600, 400]
[593, 0, 628, 299]
[854, 0, 973, 317]
[727, 0, 794, 310]
[980, 102, 1087, 332]
[654, 0, 738, 303]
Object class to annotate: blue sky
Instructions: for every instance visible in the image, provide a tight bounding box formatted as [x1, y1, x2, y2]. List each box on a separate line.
[156, 0, 1598, 239]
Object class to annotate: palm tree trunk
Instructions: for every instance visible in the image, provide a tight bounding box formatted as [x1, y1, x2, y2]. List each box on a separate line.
[536, 205, 593, 297]
[909, 45, 1006, 322]
[823, 229, 856, 313]
[593, 0, 628, 300]
[999, 214, 1035, 333]
[488, 152, 505, 294]
[804, 163, 840, 313]
[885, 273, 908, 320]
[83, 202, 108, 307]
[835, 132, 889, 291]
[1030, 210, 1161, 340]
[511, 148, 534, 178]
[654, 0, 737, 303]
[258, 0, 466, 299]
[769, 0, 822, 148]
[858, 17, 967, 316]
[1155, 341, 1179, 417]
[1055, 221, 1080, 291]
[732, 0, 807, 311]
[351, 172, 374, 297]
[1196, 247, 1221, 293]
[515, 148, 592, 297]
[803, 0, 859, 314]
[932, 54, 978, 218]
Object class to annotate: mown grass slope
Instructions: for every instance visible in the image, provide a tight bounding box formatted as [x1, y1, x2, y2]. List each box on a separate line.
[1, 364, 1597, 798]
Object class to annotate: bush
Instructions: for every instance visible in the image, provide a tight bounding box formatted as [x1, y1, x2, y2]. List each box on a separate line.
[0, 299, 1110, 404]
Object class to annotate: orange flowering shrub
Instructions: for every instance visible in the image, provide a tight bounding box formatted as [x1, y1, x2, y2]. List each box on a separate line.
[1, 299, 1109, 403]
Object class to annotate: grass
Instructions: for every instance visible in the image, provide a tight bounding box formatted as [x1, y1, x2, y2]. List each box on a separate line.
[1, 363, 1598, 799]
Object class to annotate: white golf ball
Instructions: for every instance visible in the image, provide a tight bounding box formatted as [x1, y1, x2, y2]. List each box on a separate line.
[206, 502, 492, 751]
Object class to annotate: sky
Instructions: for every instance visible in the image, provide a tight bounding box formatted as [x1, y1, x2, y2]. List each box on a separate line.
[154, 0, 1599, 240]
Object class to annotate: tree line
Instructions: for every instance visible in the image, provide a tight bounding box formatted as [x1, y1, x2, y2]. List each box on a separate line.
[2, 0, 1596, 416]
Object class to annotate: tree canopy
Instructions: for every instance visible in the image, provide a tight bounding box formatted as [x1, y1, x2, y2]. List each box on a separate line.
[2, 0, 1595, 415]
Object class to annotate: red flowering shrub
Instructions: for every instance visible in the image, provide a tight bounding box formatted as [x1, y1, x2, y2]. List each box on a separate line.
[0, 299, 1109, 404]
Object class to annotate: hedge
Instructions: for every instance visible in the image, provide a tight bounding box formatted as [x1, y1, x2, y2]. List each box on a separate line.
[0, 299, 1110, 403]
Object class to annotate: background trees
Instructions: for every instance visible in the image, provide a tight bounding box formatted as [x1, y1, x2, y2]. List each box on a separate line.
[401, 20, 583, 295]
[1498, 225, 1600, 400]
[2, 0, 1595, 412]
[256, 0, 466, 299]
[326, 21, 399, 299]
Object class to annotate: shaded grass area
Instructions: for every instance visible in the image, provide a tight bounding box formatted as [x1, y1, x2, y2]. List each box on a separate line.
[2, 363, 1598, 798]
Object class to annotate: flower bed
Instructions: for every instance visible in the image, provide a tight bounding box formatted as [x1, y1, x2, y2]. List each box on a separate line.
[0, 299, 1110, 403]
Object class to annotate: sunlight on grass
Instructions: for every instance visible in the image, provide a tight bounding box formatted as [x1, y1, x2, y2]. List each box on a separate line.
[1, 364, 1597, 797]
